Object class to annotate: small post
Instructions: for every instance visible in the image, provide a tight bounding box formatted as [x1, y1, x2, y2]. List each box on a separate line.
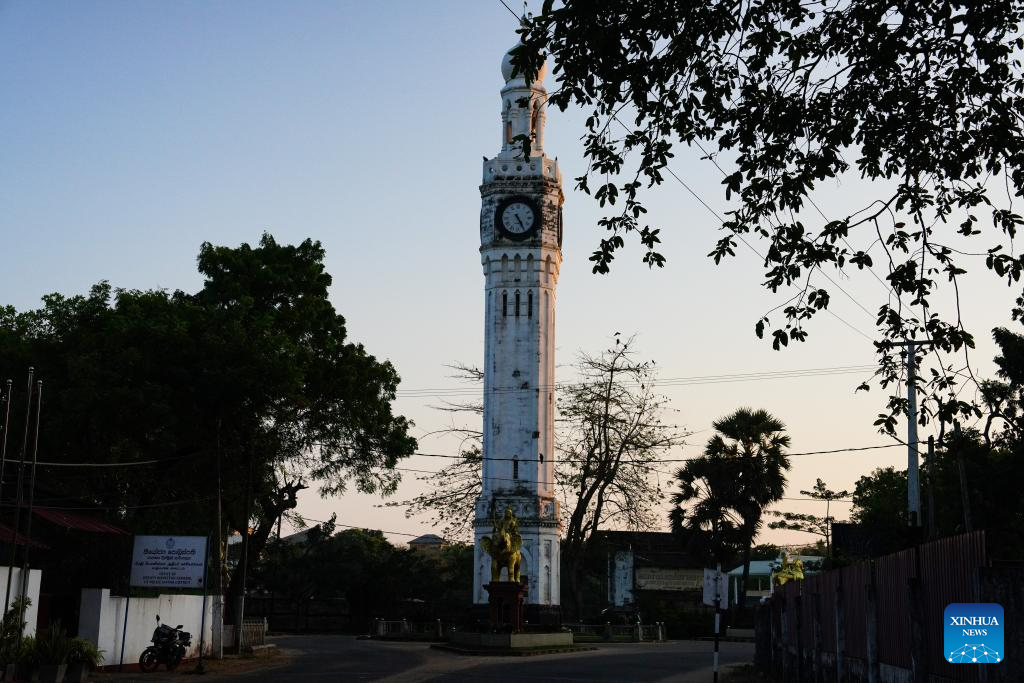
[195, 535, 211, 674]
[779, 595, 789, 682]
[953, 421, 973, 532]
[909, 577, 927, 683]
[813, 592, 824, 683]
[713, 562, 721, 683]
[866, 566, 879, 683]
[835, 576, 846, 683]
[795, 592, 804, 683]
[926, 436, 936, 539]
[118, 593, 131, 672]
[771, 596, 782, 677]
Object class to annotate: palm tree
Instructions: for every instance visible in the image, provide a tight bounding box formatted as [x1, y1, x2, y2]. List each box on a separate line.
[670, 408, 790, 609]
[669, 455, 745, 565]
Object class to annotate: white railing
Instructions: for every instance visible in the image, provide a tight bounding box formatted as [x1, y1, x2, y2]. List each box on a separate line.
[239, 617, 268, 650]
[373, 619, 447, 638]
[562, 622, 665, 641]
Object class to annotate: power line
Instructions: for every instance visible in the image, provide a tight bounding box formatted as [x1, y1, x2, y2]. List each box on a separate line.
[396, 364, 877, 398]
[391, 465, 855, 504]
[497, 0, 521, 22]
[605, 114, 876, 343]
[406, 441, 913, 464]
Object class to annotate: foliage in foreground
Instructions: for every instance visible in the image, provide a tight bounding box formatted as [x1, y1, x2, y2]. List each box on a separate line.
[514, 1, 1024, 435]
[0, 234, 417, 617]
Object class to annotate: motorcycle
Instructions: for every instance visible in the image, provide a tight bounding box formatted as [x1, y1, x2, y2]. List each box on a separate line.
[138, 614, 191, 673]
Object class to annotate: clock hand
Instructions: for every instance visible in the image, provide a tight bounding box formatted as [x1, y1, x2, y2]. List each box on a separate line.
[515, 215, 525, 229]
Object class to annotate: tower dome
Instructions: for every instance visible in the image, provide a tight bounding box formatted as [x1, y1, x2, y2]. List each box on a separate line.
[501, 44, 547, 85]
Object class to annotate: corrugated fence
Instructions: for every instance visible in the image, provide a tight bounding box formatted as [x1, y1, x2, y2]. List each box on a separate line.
[770, 531, 987, 683]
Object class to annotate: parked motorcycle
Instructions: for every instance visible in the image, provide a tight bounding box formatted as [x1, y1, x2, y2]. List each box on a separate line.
[138, 614, 191, 673]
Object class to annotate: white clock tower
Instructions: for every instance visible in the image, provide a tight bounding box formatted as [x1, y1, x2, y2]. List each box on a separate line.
[473, 46, 563, 623]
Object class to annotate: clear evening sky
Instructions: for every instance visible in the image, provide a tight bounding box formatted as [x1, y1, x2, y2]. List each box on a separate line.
[1, 1, 1015, 547]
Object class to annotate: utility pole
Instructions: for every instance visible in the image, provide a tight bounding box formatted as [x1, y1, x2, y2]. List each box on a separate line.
[952, 421, 973, 533]
[926, 436, 936, 539]
[891, 340, 934, 528]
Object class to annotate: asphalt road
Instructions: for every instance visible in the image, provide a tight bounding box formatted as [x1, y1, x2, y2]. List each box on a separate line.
[240, 635, 753, 682]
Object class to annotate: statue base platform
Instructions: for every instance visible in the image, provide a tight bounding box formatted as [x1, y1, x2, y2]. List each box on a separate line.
[443, 630, 575, 655]
[484, 581, 527, 632]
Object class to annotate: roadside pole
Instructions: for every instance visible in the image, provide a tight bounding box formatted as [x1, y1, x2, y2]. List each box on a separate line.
[195, 534, 211, 674]
[714, 562, 721, 683]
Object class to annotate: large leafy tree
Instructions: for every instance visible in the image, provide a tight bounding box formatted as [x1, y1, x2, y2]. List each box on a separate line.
[513, 1, 1024, 433]
[670, 408, 790, 609]
[0, 234, 417, 617]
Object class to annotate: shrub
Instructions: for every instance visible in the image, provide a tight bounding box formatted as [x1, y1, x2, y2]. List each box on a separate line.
[0, 598, 30, 663]
[33, 623, 73, 665]
[67, 638, 103, 668]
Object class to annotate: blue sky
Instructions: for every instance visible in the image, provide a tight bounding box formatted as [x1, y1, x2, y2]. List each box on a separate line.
[1, 1, 1017, 545]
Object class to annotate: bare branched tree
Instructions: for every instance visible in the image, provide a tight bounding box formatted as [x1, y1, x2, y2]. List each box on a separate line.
[384, 363, 484, 541]
[392, 338, 686, 620]
[558, 335, 688, 619]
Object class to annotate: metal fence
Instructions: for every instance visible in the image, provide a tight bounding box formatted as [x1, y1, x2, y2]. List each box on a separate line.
[562, 622, 665, 641]
[373, 619, 448, 639]
[239, 617, 268, 651]
[769, 531, 987, 682]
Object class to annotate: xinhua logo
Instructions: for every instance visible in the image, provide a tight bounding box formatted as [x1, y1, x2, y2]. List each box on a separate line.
[944, 603, 1004, 663]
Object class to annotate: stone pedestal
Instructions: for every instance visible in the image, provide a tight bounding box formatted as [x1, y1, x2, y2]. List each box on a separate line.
[485, 581, 528, 632]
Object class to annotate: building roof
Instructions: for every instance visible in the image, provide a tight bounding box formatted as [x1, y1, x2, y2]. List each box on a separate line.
[408, 534, 444, 546]
[32, 507, 128, 535]
[726, 556, 823, 577]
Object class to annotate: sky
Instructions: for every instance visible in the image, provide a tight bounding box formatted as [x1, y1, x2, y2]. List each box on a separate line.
[1, 1, 1018, 550]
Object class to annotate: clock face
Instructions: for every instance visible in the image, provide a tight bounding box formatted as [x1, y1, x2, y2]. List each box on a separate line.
[496, 197, 539, 240]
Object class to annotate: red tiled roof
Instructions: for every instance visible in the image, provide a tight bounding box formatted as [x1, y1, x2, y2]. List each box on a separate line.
[32, 507, 128, 535]
[0, 522, 48, 549]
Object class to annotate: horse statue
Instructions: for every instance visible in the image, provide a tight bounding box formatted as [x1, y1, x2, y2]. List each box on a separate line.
[480, 507, 523, 583]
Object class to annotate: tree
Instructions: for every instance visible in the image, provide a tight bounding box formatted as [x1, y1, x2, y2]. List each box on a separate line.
[394, 336, 685, 619]
[558, 335, 686, 619]
[769, 478, 851, 558]
[670, 408, 790, 609]
[0, 234, 417, 618]
[750, 543, 784, 561]
[669, 454, 746, 566]
[513, 1, 1024, 434]
[848, 466, 914, 555]
[385, 363, 484, 542]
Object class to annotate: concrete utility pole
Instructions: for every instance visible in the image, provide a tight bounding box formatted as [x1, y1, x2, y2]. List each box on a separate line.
[891, 340, 934, 528]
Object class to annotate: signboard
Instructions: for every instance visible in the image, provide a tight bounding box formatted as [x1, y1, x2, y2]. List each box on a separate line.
[635, 567, 703, 592]
[702, 568, 729, 607]
[130, 535, 207, 588]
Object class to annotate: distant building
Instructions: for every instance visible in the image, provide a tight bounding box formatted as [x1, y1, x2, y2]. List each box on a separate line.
[725, 556, 823, 606]
[601, 531, 704, 608]
[408, 534, 445, 553]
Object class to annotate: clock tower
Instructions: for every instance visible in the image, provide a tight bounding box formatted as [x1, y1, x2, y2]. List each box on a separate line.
[474, 46, 563, 621]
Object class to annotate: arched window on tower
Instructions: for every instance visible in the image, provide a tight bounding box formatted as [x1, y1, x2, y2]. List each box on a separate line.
[515, 291, 521, 318]
[502, 291, 508, 318]
[531, 104, 540, 140]
[527, 290, 533, 319]
[504, 100, 513, 146]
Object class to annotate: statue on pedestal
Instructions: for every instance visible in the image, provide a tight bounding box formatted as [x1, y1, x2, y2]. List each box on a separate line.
[481, 507, 527, 632]
[481, 507, 523, 583]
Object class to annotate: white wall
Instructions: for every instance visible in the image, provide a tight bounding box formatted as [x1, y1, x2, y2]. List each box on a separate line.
[0, 567, 42, 636]
[78, 588, 216, 668]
